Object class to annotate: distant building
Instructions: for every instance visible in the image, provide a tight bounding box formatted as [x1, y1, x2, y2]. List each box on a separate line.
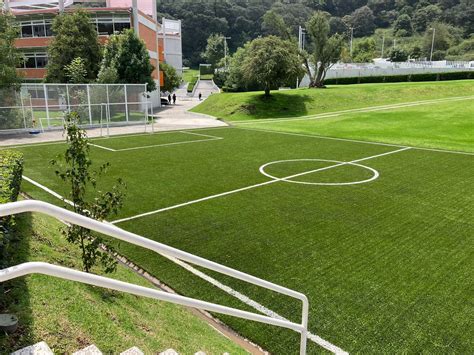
[2, 0, 183, 91]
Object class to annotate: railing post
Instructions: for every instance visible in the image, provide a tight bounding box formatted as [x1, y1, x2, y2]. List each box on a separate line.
[43, 84, 50, 128]
[124, 84, 129, 123]
[87, 84, 93, 125]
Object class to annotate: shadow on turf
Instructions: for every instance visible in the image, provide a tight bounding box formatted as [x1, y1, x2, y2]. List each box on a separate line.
[230, 92, 314, 119]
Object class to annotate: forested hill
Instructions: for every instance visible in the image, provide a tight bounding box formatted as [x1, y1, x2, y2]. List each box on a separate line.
[157, 0, 473, 65]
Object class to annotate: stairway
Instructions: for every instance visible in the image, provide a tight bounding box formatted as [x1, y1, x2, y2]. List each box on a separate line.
[11, 342, 226, 355]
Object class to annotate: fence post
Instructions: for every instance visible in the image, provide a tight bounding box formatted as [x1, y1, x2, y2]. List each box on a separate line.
[87, 84, 93, 125]
[124, 84, 129, 123]
[106, 84, 110, 128]
[43, 84, 50, 128]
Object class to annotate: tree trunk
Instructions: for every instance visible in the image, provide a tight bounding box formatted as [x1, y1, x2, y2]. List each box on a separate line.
[314, 64, 327, 88]
[264, 88, 271, 97]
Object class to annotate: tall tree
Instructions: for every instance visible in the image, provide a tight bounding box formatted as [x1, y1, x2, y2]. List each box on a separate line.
[46, 10, 101, 83]
[0, 12, 22, 91]
[97, 30, 156, 91]
[159, 62, 181, 92]
[304, 12, 344, 88]
[201, 33, 225, 68]
[347, 6, 376, 37]
[241, 36, 301, 97]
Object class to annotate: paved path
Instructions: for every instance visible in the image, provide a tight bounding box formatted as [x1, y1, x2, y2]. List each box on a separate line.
[0, 98, 226, 147]
[193, 80, 220, 99]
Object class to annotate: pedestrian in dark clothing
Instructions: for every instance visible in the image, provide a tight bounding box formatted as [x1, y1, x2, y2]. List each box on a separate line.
[168, 94, 171, 104]
[172, 93, 176, 104]
[198, 92, 202, 101]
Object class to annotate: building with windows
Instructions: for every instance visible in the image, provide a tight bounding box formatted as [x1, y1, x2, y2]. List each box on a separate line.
[2, 0, 182, 91]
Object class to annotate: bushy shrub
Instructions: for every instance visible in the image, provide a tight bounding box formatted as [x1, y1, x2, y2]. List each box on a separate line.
[0, 150, 24, 269]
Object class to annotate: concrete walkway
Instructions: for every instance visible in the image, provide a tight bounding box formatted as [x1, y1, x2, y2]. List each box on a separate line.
[0, 98, 225, 147]
[193, 80, 220, 99]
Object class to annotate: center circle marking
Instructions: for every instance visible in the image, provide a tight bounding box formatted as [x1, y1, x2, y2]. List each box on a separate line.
[259, 159, 379, 186]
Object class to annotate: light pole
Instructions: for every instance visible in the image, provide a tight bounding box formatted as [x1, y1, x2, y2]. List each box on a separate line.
[381, 35, 385, 58]
[430, 28, 436, 62]
[349, 27, 354, 58]
[223, 36, 231, 70]
[297, 26, 306, 88]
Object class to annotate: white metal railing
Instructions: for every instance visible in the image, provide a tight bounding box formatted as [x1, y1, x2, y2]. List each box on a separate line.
[0, 200, 309, 354]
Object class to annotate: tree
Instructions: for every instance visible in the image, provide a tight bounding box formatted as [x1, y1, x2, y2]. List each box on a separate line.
[201, 33, 225, 68]
[412, 5, 442, 32]
[423, 22, 462, 57]
[303, 12, 344, 88]
[46, 10, 101, 83]
[261, 10, 291, 40]
[353, 38, 377, 62]
[51, 112, 126, 273]
[394, 14, 413, 36]
[64, 57, 87, 84]
[241, 36, 301, 97]
[160, 63, 181, 93]
[97, 30, 156, 91]
[389, 47, 409, 61]
[0, 12, 22, 91]
[329, 16, 347, 35]
[348, 6, 376, 37]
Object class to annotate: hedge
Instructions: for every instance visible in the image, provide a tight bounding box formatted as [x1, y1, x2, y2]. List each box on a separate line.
[187, 75, 199, 93]
[324, 71, 474, 85]
[0, 150, 24, 269]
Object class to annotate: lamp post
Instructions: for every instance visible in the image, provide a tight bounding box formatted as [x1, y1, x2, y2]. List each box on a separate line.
[430, 28, 436, 62]
[349, 27, 354, 58]
[381, 35, 385, 58]
[223, 36, 231, 70]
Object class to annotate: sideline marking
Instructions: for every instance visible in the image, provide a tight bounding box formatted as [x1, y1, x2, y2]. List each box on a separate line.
[88, 131, 223, 152]
[111, 147, 410, 224]
[235, 126, 474, 157]
[260, 158, 379, 186]
[21, 174, 348, 354]
[234, 95, 474, 125]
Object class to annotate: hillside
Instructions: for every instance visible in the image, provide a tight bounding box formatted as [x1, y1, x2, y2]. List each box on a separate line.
[157, 0, 473, 65]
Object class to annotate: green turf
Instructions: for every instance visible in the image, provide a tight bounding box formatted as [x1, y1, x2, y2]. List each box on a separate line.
[237, 99, 474, 153]
[190, 80, 474, 121]
[8, 123, 474, 354]
[0, 210, 245, 354]
[182, 68, 199, 83]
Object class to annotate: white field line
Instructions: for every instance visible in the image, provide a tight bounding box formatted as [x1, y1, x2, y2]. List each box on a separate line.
[88, 143, 117, 152]
[88, 131, 223, 152]
[234, 126, 474, 157]
[111, 147, 411, 224]
[22, 176, 75, 207]
[22, 174, 348, 354]
[234, 95, 474, 125]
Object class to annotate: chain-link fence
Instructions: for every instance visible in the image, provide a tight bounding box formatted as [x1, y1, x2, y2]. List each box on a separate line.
[0, 83, 155, 133]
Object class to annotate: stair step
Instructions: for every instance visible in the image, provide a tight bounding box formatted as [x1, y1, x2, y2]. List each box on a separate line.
[120, 347, 144, 355]
[11, 342, 53, 355]
[72, 345, 102, 355]
[159, 349, 179, 355]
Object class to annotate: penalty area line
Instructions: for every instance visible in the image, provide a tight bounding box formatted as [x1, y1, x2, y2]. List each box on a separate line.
[19, 175, 348, 354]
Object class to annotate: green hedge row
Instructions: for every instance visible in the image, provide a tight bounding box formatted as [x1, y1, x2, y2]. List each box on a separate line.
[187, 75, 199, 93]
[324, 71, 474, 85]
[0, 150, 24, 269]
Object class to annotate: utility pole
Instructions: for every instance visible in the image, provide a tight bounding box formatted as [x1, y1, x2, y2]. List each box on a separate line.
[349, 27, 354, 58]
[297, 26, 306, 88]
[381, 35, 385, 58]
[223, 36, 231, 70]
[430, 28, 436, 62]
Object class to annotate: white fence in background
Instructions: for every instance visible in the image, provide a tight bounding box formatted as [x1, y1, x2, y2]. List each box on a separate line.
[299, 61, 474, 87]
[0, 200, 310, 354]
[0, 83, 160, 133]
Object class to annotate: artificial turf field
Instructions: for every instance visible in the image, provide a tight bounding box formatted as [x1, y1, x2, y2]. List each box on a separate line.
[4, 94, 474, 354]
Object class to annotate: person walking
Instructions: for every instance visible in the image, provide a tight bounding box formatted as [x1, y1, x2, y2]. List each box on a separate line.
[168, 94, 171, 104]
[172, 93, 176, 104]
[198, 92, 202, 101]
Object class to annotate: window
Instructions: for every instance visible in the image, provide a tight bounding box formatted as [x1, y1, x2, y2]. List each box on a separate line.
[114, 22, 130, 33]
[97, 18, 114, 35]
[18, 19, 53, 38]
[21, 23, 33, 38]
[20, 53, 48, 69]
[32, 21, 46, 37]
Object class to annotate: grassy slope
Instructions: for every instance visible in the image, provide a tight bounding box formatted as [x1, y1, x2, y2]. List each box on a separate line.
[239, 99, 474, 153]
[9, 128, 474, 354]
[182, 68, 199, 83]
[0, 212, 246, 354]
[190, 80, 474, 121]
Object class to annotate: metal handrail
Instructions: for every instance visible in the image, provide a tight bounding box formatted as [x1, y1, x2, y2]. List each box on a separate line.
[0, 200, 309, 354]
